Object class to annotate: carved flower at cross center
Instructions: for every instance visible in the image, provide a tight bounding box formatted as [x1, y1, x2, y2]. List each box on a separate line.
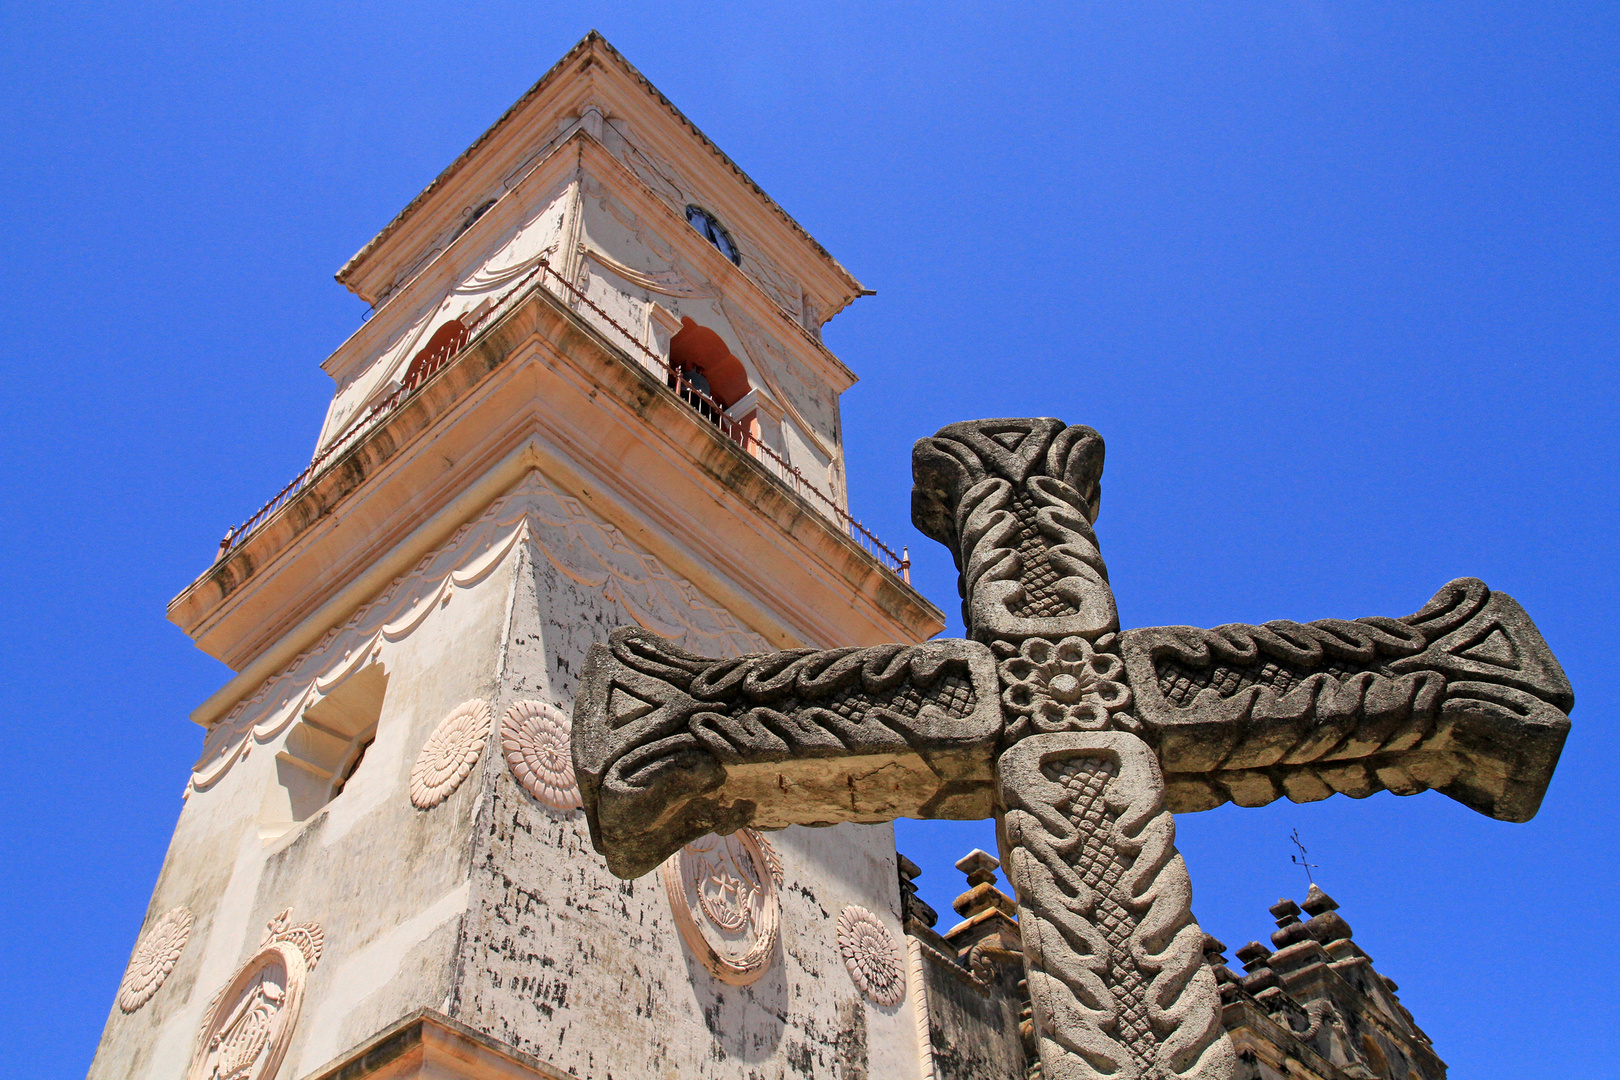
[999, 635, 1133, 734]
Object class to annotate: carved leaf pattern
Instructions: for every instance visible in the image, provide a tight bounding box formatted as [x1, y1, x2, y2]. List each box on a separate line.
[999, 733, 1234, 1080]
[117, 905, 193, 1013]
[1121, 576, 1573, 821]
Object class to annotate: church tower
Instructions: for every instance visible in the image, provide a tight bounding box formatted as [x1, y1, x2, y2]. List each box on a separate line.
[91, 33, 945, 1080]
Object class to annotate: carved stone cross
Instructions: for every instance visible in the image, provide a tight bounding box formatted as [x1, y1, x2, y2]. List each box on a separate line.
[572, 418, 1572, 1080]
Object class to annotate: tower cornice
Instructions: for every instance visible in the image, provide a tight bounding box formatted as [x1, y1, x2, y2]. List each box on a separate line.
[171, 281, 940, 728]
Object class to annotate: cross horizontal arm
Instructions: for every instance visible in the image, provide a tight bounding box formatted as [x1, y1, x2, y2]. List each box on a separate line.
[572, 628, 1004, 878]
[1122, 577, 1573, 821]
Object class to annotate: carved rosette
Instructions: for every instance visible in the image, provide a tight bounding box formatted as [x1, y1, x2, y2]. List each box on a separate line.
[117, 905, 193, 1013]
[998, 632, 1135, 739]
[502, 699, 581, 811]
[409, 698, 492, 810]
[186, 909, 323, 1080]
[836, 905, 906, 1007]
[662, 828, 781, 986]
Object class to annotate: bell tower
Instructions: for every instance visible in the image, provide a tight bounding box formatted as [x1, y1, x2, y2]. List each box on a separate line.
[91, 32, 942, 1080]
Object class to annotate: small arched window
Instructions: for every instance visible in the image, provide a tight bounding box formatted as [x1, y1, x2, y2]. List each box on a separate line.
[260, 664, 388, 842]
[402, 318, 470, 389]
[669, 319, 750, 409]
[686, 205, 740, 264]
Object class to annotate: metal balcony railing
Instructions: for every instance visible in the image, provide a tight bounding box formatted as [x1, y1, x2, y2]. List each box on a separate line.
[218, 257, 911, 584]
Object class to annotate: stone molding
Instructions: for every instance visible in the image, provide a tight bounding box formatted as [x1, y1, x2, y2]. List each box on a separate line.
[661, 828, 781, 986]
[298, 1009, 573, 1080]
[501, 699, 580, 811]
[189, 471, 766, 796]
[186, 909, 323, 1080]
[837, 905, 906, 1007]
[117, 905, 193, 1013]
[410, 698, 493, 810]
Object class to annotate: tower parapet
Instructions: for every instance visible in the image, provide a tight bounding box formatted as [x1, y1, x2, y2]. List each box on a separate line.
[1217, 886, 1445, 1080]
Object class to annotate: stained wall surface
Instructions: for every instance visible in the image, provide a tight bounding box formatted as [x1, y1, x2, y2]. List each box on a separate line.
[94, 472, 925, 1080]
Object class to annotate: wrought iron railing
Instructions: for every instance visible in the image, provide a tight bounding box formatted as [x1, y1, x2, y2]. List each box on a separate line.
[218, 258, 911, 583]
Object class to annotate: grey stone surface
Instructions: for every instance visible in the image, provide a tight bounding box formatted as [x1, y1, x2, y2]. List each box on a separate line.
[573, 628, 1004, 878]
[1122, 576, 1573, 821]
[575, 415, 1575, 1080]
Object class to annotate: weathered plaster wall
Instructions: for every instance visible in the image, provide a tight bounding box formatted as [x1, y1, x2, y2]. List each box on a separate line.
[90, 508, 519, 1080]
[452, 488, 924, 1080]
[916, 955, 1026, 1080]
[98, 468, 922, 1080]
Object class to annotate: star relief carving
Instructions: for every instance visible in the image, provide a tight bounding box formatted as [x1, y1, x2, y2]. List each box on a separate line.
[662, 829, 782, 986]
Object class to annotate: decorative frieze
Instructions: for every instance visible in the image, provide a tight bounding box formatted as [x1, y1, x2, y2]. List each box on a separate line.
[189, 472, 764, 797]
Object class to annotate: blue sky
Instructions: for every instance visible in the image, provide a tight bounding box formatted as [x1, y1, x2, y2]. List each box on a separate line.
[1, 3, 1614, 1076]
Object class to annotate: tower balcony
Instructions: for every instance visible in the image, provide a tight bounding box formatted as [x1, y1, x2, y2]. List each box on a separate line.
[171, 261, 936, 682]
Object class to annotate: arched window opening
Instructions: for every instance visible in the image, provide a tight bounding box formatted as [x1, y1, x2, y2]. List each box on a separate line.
[402, 318, 470, 390]
[260, 664, 388, 842]
[668, 318, 751, 431]
[685, 205, 740, 264]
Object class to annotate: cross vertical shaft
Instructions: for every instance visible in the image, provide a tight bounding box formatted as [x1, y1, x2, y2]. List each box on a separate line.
[913, 419, 1231, 1079]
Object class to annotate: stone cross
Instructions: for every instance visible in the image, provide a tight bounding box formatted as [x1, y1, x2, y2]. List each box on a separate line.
[572, 418, 1573, 1080]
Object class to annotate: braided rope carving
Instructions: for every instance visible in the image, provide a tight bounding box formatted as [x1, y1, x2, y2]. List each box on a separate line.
[573, 627, 1004, 878]
[999, 732, 1233, 1080]
[913, 419, 1118, 644]
[1121, 577, 1573, 821]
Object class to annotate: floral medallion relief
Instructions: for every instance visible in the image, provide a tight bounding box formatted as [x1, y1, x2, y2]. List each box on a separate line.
[837, 904, 906, 1007]
[663, 829, 784, 986]
[501, 699, 580, 811]
[117, 905, 193, 1013]
[409, 698, 493, 810]
[998, 634, 1134, 737]
[187, 909, 323, 1080]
